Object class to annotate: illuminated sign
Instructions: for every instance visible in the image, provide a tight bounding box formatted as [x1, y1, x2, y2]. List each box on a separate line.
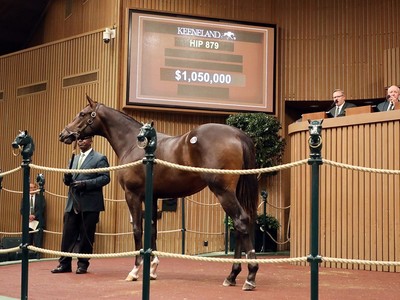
[127, 10, 276, 113]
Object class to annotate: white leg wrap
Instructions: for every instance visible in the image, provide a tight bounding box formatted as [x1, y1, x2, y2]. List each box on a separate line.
[242, 280, 256, 291]
[150, 256, 159, 280]
[125, 262, 143, 281]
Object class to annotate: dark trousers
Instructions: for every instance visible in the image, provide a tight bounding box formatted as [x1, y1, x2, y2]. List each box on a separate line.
[58, 211, 99, 269]
[28, 228, 43, 246]
[28, 228, 43, 258]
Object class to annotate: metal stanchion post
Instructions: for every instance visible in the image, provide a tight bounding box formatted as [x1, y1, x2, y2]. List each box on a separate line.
[11, 130, 35, 300]
[137, 123, 157, 300]
[306, 120, 323, 300]
[181, 197, 186, 254]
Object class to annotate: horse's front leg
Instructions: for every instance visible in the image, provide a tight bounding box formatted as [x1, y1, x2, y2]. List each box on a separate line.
[125, 209, 143, 281]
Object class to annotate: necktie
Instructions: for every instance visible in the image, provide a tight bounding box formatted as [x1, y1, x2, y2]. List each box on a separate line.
[30, 195, 34, 214]
[388, 102, 393, 111]
[77, 153, 85, 169]
[335, 106, 340, 117]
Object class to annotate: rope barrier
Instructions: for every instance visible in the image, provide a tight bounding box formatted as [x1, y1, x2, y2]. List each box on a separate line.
[154, 158, 309, 174]
[1, 187, 23, 194]
[323, 159, 400, 174]
[0, 167, 21, 177]
[0, 228, 217, 237]
[185, 197, 220, 206]
[29, 160, 143, 173]
[4, 245, 400, 268]
[3, 157, 400, 181]
[186, 229, 224, 235]
[3, 157, 400, 269]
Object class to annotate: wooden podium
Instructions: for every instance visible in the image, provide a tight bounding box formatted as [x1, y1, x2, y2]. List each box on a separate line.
[302, 111, 327, 121]
[345, 105, 373, 116]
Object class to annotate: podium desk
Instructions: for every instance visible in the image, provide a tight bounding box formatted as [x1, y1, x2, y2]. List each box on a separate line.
[345, 105, 373, 116]
[301, 111, 327, 121]
[289, 110, 400, 272]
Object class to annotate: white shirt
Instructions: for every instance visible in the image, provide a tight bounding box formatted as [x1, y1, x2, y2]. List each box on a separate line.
[78, 148, 92, 167]
[335, 104, 344, 116]
[29, 194, 35, 214]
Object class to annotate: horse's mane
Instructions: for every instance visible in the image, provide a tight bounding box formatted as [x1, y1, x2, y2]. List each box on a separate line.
[101, 103, 143, 127]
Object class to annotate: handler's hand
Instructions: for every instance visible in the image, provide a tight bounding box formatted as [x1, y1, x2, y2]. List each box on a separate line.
[70, 180, 86, 191]
[63, 173, 73, 186]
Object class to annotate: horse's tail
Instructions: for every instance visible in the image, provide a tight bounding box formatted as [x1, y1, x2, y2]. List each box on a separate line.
[236, 135, 258, 221]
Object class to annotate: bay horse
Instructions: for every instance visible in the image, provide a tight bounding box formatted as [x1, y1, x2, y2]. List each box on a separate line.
[59, 95, 259, 290]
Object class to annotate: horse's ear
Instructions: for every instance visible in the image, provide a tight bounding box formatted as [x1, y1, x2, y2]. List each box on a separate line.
[86, 94, 96, 108]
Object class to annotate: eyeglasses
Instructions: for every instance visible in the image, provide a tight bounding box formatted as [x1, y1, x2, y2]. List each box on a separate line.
[333, 95, 344, 99]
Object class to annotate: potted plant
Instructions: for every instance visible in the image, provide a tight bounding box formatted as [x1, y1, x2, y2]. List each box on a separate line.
[226, 112, 285, 172]
[226, 112, 285, 252]
[254, 213, 281, 252]
[226, 214, 280, 252]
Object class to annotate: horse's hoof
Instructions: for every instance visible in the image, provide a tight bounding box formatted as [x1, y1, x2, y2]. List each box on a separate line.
[125, 274, 138, 281]
[222, 278, 236, 287]
[150, 273, 157, 280]
[242, 280, 256, 291]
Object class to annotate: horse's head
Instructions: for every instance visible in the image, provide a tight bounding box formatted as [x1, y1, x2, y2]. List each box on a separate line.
[12, 130, 35, 158]
[59, 95, 100, 144]
[308, 119, 323, 153]
[137, 121, 157, 153]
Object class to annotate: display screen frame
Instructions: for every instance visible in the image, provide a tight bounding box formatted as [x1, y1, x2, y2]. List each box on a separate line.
[126, 10, 276, 113]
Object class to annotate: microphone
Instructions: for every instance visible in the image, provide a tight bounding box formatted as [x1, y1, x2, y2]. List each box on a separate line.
[328, 99, 337, 110]
[386, 94, 391, 100]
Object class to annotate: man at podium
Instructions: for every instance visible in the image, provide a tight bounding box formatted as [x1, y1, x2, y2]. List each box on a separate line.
[328, 89, 356, 117]
[376, 85, 400, 112]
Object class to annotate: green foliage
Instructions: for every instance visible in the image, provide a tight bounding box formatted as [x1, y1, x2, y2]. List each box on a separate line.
[226, 214, 280, 231]
[226, 113, 285, 170]
[256, 213, 281, 231]
[225, 216, 235, 231]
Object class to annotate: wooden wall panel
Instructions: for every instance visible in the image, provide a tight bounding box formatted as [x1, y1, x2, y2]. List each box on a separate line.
[0, 29, 281, 257]
[0, 29, 121, 257]
[42, 0, 120, 43]
[3, 0, 400, 261]
[289, 112, 400, 272]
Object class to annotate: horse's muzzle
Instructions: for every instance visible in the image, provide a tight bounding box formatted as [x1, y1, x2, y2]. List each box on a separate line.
[59, 130, 75, 144]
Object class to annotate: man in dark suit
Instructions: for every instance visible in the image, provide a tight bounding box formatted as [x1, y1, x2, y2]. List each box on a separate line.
[328, 89, 356, 117]
[20, 182, 46, 258]
[377, 85, 400, 112]
[51, 136, 110, 274]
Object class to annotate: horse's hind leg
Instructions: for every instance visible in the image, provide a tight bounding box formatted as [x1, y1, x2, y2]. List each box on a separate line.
[215, 190, 259, 290]
[238, 215, 258, 290]
[242, 249, 258, 291]
[223, 230, 242, 287]
[150, 255, 159, 280]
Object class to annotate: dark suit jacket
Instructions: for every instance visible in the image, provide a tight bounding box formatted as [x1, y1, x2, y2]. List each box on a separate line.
[64, 149, 110, 213]
[328, 102, 356, 117]
[376, 101, 392, 112]
[20, 193, 46, 228]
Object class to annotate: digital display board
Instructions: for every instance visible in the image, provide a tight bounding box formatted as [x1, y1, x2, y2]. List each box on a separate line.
[127, 10, 276, 113]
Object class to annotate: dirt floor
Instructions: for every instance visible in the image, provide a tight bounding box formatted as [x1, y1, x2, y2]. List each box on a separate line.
[0, 255, 399, 300]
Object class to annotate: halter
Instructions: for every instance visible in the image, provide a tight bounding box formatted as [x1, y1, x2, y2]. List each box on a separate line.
[64, 102, 100, 140]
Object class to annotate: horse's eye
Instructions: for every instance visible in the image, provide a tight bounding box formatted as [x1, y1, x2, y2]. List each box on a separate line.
[79, 112, 85, 117]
